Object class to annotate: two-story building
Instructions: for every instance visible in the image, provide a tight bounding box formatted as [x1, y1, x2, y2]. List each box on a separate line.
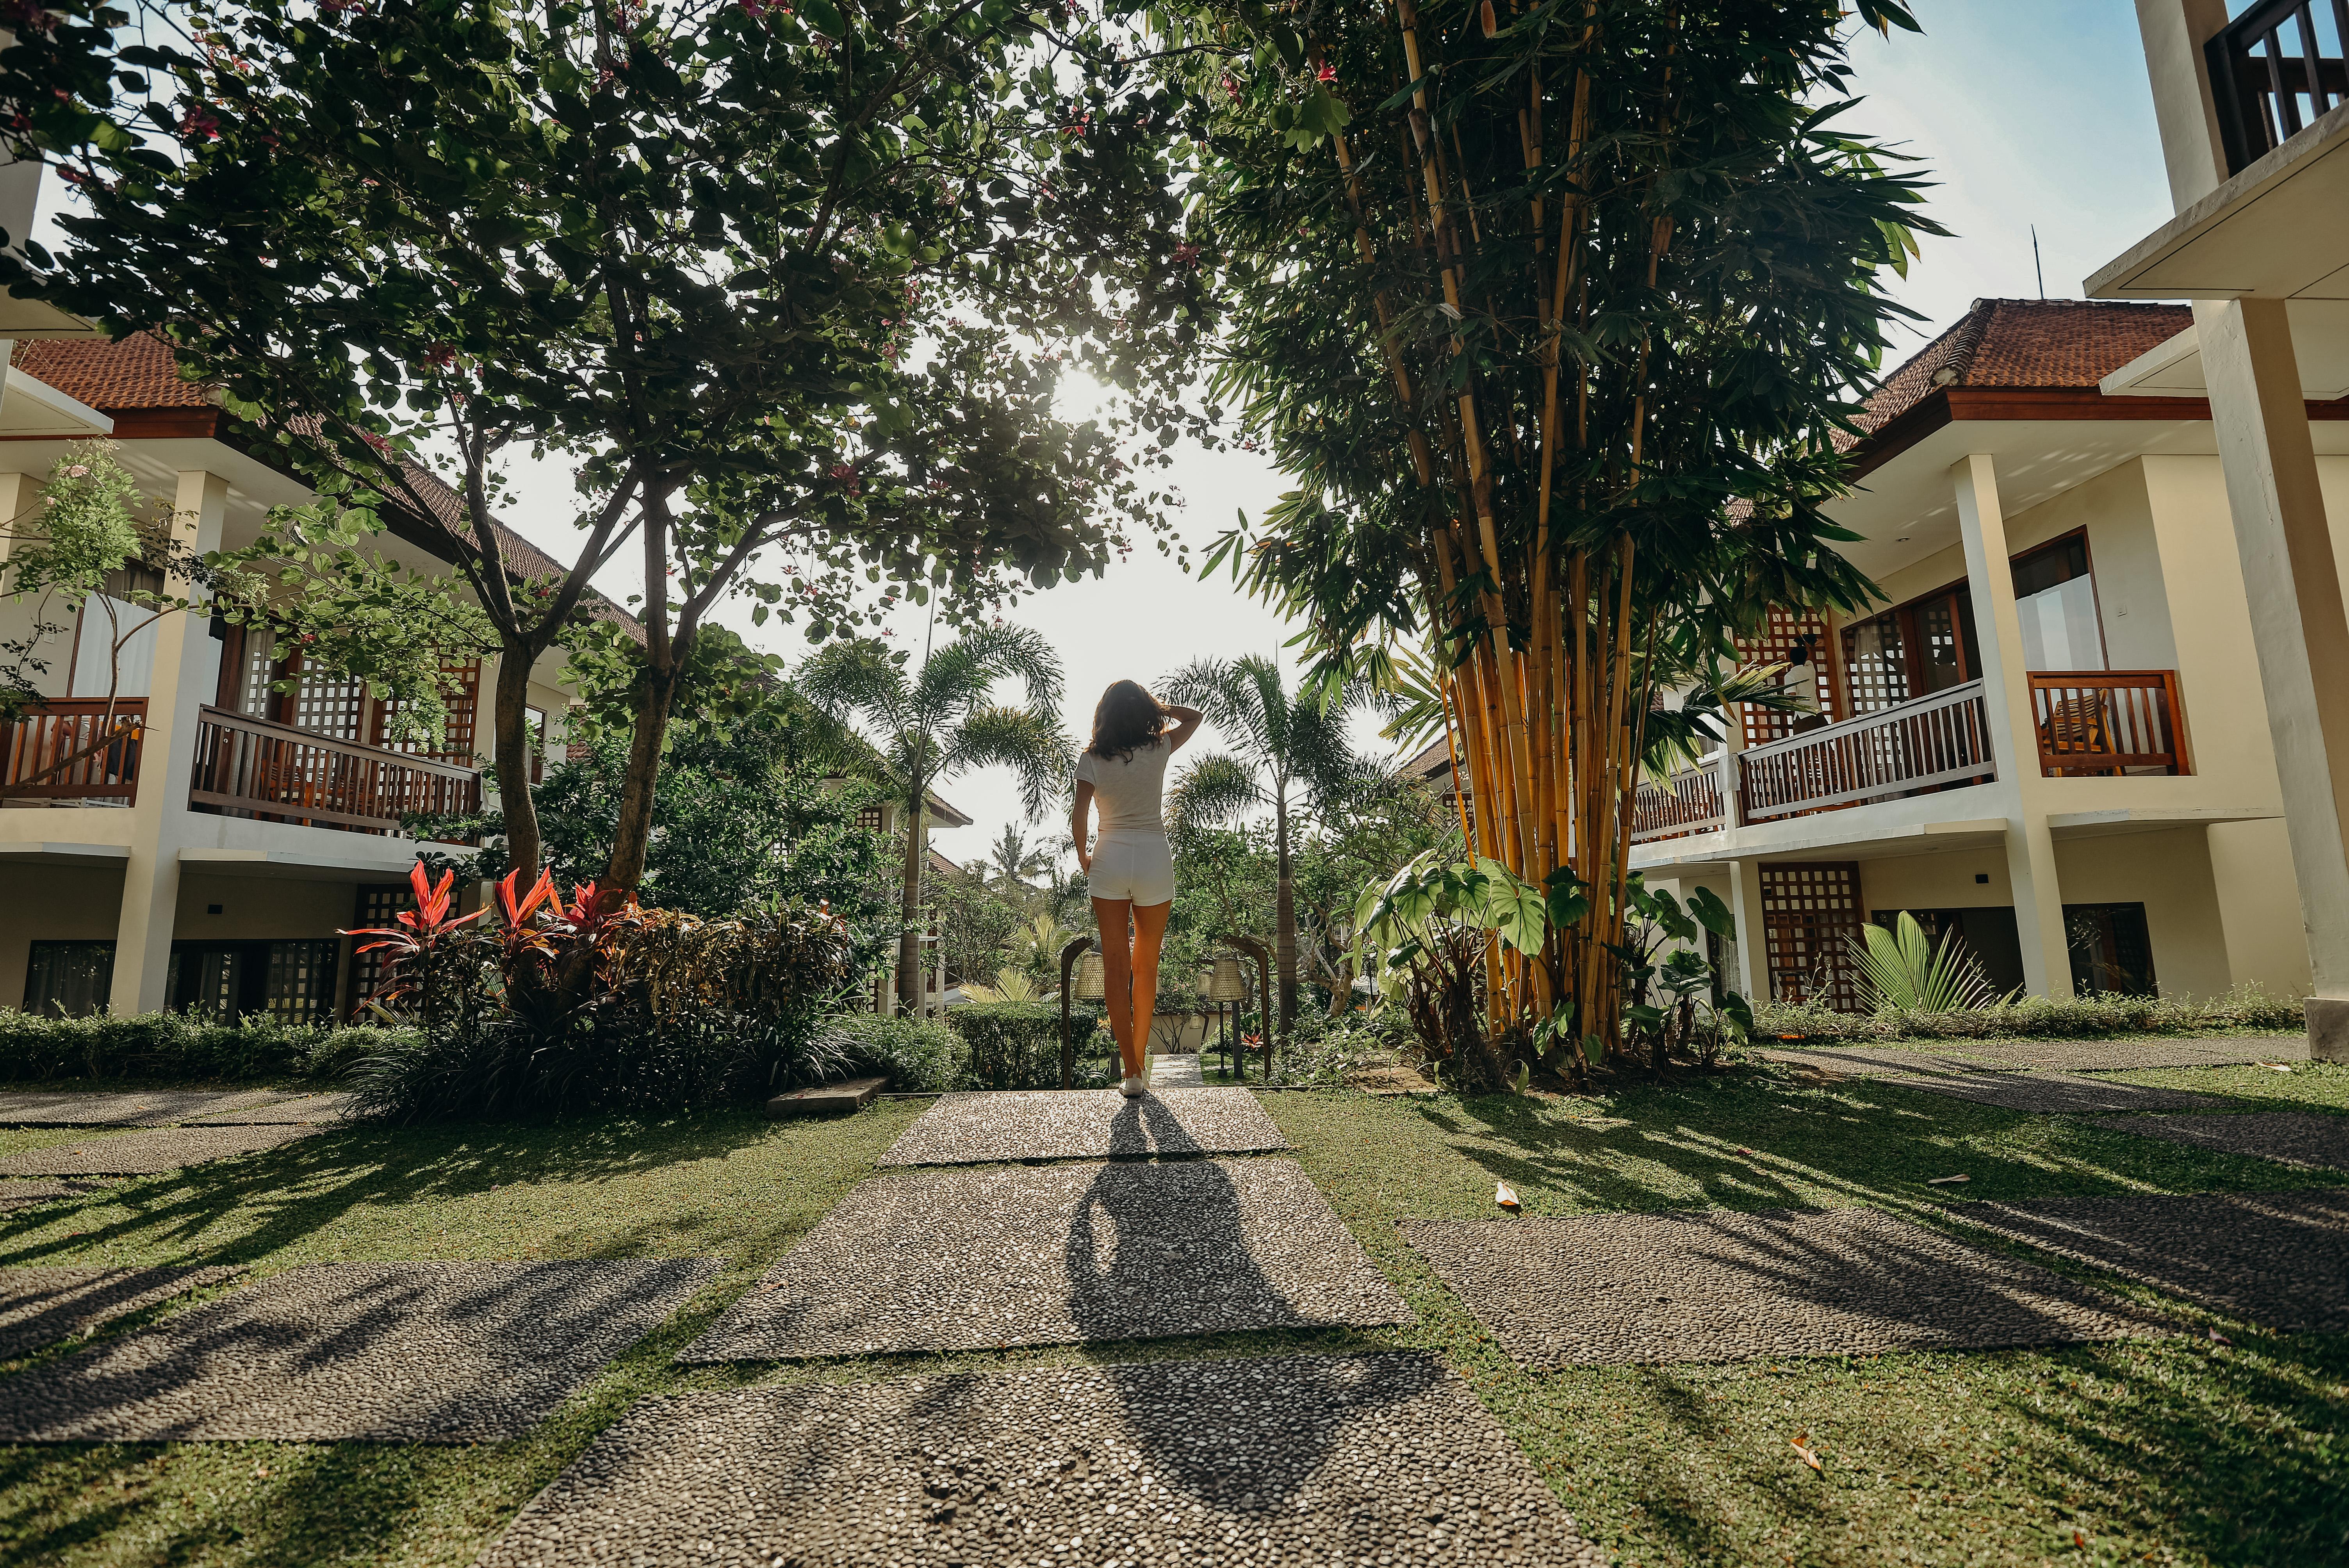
[2083, 0, 2349, 1055]
[0, 332, 596, 1023]
[1627, 296, 2346, 1012]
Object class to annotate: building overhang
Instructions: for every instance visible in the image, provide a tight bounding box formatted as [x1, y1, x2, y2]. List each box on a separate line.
[2045, 805, 2282, 839]
[2086, 98, 2349, 302]
[1631, 815, 2011, 875]
[181, 843, 473, 884]
[0, 840, 130, 868]
[2099, 305, 2349, 402]
[0, 367, 110, 437]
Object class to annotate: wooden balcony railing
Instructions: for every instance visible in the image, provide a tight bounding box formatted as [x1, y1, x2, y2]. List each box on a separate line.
[190, 706, 480, 836]
[1, 698, 146, 804]
[2208, 0, 2349, 174]
[2030, 671, 2189, 777]
[1739, 681, 1996, 823]
[1631, 757, 1727, 843]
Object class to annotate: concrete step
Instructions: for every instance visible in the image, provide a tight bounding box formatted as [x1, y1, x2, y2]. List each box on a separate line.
[765, 1076, 887, 1119]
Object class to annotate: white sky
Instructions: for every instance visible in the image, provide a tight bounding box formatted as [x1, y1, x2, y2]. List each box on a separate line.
[469, 0, 2178, 872]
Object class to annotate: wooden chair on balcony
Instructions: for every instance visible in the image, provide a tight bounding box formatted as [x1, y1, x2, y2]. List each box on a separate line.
[2037, 692, 2117, 777]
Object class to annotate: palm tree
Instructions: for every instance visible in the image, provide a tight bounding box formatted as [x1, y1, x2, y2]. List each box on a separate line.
[1162, 654, 1370, 1034]
[982, 823, 1053, 891]
[802, 627, 1069, 1011]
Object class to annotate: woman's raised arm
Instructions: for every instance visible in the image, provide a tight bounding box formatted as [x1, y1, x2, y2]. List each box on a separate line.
[1162, 702, 1205, 753]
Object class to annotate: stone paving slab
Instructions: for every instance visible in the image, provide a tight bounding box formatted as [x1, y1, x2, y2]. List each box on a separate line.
[0, 1124, 323, 1176]
[479, 1352, 1605, 1568]
[1949, 1189, 2349, 1333]
[1148, 1052, 1205, 1088]
[2088, 1111, 2349, 1171]
[1962, 1037, 2308, 1071]
[1761, 1047, 2015, 1078]
[876, 1086, 1288, 1167]
[0, 1089, 278, 1127]
[0, 1265, 247, 1361]
[765, 1076, 886, 1119]
[1873, 1069, 2222, 1115]
[0, 1179, 107, 1211]
[1401, 1206, 2168, 1369]
[186, 1092, 357, 1126]
[679, 1158, 1408, 1362]
[0, 1259, 721, 1442]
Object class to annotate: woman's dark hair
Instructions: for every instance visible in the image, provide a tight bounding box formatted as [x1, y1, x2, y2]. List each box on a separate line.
[1087, 679, 1171, 761]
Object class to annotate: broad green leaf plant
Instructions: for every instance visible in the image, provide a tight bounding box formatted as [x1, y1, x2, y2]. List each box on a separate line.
[1849, 911, 2014, 1014]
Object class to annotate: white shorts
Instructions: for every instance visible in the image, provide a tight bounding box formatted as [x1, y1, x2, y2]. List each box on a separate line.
[1089, 830, 1174, 906]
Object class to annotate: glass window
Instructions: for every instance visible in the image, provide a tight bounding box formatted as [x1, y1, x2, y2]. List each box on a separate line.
[24, 941, 115, 1018]
[2013, 535, 2104, 673]
[2065, 903, 2156, 997]
[1842, 615, 1909, 714]
[1914, 590, 1978, 694]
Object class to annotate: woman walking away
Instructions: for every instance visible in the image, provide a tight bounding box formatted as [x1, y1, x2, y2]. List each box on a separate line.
[1072, 680, 1202, 1096]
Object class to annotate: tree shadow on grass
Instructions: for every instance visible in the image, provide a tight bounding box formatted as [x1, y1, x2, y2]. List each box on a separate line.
[0, 1109, 797, 1272]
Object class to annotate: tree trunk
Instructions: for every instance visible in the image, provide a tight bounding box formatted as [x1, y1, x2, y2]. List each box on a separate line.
[492, 647, 546, 885]
[602, 649, 685, 894]
[1274, 788, 1297, 1034]
[897, 782, 927, 1012]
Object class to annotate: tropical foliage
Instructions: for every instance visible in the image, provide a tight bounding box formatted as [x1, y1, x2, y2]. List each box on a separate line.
[801, 627, 1071, 1008]
[1158, 0, 1937, 1071]
[1848, 912, 2014, 1014]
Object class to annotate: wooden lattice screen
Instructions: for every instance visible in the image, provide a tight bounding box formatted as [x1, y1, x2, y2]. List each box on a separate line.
[1736, 607, 1844, 747]
[1758, 861, 1867, 1011]
[348, 883, 412, 1016]
[263, 940, 342, 1026]
[370, 657, 482, 764]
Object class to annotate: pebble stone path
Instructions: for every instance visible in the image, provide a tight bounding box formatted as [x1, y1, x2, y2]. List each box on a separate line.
[876, 1085, 1288, 1167]
[482, 1352, 1607, 1568]
[1869, 1069, 2221, 1116]
[1946, 1189, 2349, 1333]
[0, 1260, 720, 1442]
[1402, 1206, 2169, 1368]
[679, 1157, 1410, 1361]
[0, 1179, 105, 1211]
[1149, 1051, 1207, 1089]
[0, 1265, 246, 1361]
[2089, 1110, 2349, 1171]
[0, 1123, 323, 1176]
[0, 1089, 281, 1127]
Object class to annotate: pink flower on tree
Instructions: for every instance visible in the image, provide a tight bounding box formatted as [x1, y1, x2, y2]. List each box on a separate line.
[178, 104, 221, 142]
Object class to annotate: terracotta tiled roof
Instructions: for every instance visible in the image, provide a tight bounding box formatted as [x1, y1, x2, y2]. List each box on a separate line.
[1852, 299, 2194, 439]
[13, 332, 641, 639]
[14, 332, 213, 409]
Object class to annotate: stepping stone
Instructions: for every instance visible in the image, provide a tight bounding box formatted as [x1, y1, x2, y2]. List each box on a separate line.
[1763, 1047, 2014, 1077]
[765, 1075, 886, 1119]
[0, 1124, 323, 1176]
[0, 1180, 107, 1211]
[0, 1089, 279, 1127]
[679, 1158, 1408, 1361]
[877, 1086, 1287, 1167]
[0, 1265, 246, 1360]
[1949, 1189, 2349, 1333]
[1402, 1206, 2167, 1369]
[478, 1352, 1606, 1568]
[0, 1258, 720, 1442]
[2088, 1111, 2349, 1171]
[1874, 1069, 2221, 1115]
[187, 1092, 356, 1126]
[1962, 1037, 2310, 1071]
[1147, 1052, 1204, 1088]
[1351, 1062, 1440, 1096]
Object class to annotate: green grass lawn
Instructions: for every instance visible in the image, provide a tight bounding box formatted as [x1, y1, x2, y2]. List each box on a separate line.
[1, 1062, 2344, 1566]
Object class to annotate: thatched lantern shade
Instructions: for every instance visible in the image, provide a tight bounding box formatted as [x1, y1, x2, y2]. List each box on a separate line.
[1206, 955, 1250, 1003]
[1073, 951, 1107, 1001]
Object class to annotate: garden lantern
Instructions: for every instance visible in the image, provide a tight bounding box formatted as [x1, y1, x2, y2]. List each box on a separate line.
[1073, 952, 1106, 1001]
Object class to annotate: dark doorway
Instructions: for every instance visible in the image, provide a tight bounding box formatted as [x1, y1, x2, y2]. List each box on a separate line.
[1870, 907, 2025, 998]
[166, 940, 342, 1024]
[2064, 903, 2157, 996]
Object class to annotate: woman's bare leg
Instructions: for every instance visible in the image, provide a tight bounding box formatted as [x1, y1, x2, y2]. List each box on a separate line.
[1093, 897, 1137, 1076]
[1129, 900, 1172, 1077]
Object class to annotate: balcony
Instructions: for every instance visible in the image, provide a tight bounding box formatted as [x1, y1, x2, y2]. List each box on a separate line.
[1632, 671, 2189, 843]
[0, 698, 146, 805]
[0, 701, 480, 834]
[2208, 0, 2348, 175]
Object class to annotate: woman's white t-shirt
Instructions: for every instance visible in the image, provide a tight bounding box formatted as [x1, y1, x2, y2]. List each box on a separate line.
[1074, 736, 1173, 833]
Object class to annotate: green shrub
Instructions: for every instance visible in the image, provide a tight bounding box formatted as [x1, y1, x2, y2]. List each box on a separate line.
[829, 1013, 970, 1092]
[947, 1001, 1089, 1090]
[1752, 984, 2303, 1045]
[1264, 1019, 1393, 1088]
[0, 1010, 395, 1085]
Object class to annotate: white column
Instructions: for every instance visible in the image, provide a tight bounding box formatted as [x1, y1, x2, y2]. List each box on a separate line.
[1725, 858, 1769, 1003]
[1952, 454, 2074, 1000]
[0, 470, 37, 568]
[2195, 300, 2349, 1054]
[109, 470, 228, 1015]
[2132, 0, 2233, 207]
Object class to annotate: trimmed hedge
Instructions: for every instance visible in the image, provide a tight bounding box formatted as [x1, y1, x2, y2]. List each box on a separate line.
[0, 1010, 395, 1085]
[947, 1001, 1107, 1090]
[830, 1013, 970, 1092]
[1752, 984, 2303, 1045]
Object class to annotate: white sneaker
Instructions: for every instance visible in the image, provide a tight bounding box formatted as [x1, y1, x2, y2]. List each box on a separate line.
[1120, 1075, 1146, 1098]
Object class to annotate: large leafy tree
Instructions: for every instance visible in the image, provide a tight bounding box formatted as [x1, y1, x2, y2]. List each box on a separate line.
[800, 626, 1069, 1010]
[1153, 0, 1937, 1064]
[1162, 653, 1371, 1033]
[0, 0, 1206, 891]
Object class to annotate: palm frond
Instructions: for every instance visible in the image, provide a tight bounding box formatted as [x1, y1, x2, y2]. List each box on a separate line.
[1167, 751, 1265, 837]
[950, 703, 1073, 821]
